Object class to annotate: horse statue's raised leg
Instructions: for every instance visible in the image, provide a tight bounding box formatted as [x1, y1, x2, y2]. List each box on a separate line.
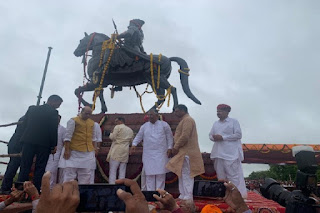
[74, 83, 108, 113]
[98, 89, 108, 113]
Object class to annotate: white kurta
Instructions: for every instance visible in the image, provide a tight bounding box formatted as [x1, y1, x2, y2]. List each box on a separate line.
[93, 122, 102, 143]
[209, 117, 247, 198]
[46, 125, 66, 187]
[132, 120, 173, 175]
[46, 125, 66, 171]
[58, 119, 97, 170]
[209, 117, 243, 161]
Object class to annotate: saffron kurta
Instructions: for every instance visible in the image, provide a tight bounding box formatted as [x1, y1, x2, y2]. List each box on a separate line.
[166, 114, 205, 178]
[132, 120, 173, 175]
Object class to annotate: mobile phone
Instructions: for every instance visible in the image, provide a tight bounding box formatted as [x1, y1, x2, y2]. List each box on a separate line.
[77, 184, 130, 212]
[142, 191, 160, 202]
[193, 180, 226, 198]
[14, 181, 24, 191]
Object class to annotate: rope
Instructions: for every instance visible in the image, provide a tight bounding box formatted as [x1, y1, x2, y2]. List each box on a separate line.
[77, 33, 96, 113]
[178, 69, 190, 76]
[0, 122, 21, 128]
[83, 32, 96, 82]
[133, 85, 152, 113]
[0, 153, 22, 158]
[96, 159, 109, 182]
[0, 140, 8, 144]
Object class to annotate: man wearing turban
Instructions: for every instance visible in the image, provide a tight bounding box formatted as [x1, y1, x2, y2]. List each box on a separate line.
[209, 104, 247, 198]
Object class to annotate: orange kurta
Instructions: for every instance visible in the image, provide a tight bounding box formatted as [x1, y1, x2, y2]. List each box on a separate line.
[166, 114, 205, 177]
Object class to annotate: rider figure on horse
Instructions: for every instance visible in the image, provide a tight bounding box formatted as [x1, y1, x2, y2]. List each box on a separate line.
[118, 19, 146, 54]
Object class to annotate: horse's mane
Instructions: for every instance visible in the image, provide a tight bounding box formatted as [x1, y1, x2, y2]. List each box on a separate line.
[93, 32, 110, 42]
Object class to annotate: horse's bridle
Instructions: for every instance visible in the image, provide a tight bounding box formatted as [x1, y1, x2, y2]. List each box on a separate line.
[83, 32, 96, 81]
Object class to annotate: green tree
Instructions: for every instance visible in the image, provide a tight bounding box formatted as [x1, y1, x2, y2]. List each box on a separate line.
[248, 165, 298, 181]
[269, 165, 297, 181]
[248, 170, 273, 180]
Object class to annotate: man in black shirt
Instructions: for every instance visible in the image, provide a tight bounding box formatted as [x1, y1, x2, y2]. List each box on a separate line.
[18, 95, 63, 191]
[0, 116, 25, 194]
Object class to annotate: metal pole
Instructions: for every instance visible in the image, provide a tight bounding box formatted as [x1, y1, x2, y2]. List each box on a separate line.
[37, 47, 53, 106]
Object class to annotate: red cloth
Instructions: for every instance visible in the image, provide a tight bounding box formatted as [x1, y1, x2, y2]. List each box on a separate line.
[192, 192, 285, 213]
[217, 104, 231, 112]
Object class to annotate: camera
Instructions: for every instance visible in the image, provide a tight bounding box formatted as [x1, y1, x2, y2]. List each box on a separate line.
[261, 146, 320, 213]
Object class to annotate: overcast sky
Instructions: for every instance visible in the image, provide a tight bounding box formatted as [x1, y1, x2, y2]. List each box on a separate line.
[1, 0, 319, 176]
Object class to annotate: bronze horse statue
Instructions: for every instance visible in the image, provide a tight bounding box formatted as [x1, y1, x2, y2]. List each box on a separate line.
[74, 32, 201, 112]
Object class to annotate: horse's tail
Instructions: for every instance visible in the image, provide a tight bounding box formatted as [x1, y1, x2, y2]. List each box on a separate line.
[170, 57, 201, 105]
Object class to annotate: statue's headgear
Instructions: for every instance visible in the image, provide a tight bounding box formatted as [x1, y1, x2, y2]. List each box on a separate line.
[217, 104, 231, 112]
[130, 19, 145, 29]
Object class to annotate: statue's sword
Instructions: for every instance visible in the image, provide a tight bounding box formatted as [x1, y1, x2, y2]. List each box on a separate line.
[112, 19, 118, 35]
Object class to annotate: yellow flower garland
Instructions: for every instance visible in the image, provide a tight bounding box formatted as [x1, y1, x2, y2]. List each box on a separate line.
[92, 34, 117, 111]
[149, 53, 172, 110]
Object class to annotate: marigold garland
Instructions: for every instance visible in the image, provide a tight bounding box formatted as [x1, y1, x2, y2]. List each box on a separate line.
[92, 34, 117, 111]
[149, 54, 172, 110]
[165, 175, 178, 184]
[157, 54, 162, 89]
[199, 171, 217, 180]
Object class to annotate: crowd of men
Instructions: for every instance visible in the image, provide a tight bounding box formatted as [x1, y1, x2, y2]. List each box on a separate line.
[1, 94, 248, 205]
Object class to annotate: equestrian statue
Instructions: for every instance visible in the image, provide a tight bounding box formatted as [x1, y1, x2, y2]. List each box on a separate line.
[74, 19, 201, 113]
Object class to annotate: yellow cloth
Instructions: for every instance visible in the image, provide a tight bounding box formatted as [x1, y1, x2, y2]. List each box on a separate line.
[70, 116, 95, 152]
[107, 124, 134, 163]
[201, 204, 223, 213]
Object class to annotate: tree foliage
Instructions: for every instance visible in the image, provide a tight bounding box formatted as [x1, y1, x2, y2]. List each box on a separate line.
[248, 165, 320, 181]
[248, 165, 297, 181]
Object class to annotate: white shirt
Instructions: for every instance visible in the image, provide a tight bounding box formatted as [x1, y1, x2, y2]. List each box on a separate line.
[209, 117, 244, 161]
[58, 119, 96, 169]
[132, 120, 173, 175]
[46, 125, 66, 171]
[93, 122, 102, 142]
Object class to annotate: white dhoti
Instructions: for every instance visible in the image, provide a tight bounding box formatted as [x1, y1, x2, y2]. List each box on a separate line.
[132, 121, 173, 191]
[178, 156, 194, 200]
[141, 167, 146, 191]
[214, 158, 247, 198]
[145, 174, 166, 191]
[58, 168, 64, 184]
[58, 148, 96, 184]
[108, 159, 127, 184]
[90, 169, 95, 184]
[45, 154, 60, 189]
[63, 168, 92, 184]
